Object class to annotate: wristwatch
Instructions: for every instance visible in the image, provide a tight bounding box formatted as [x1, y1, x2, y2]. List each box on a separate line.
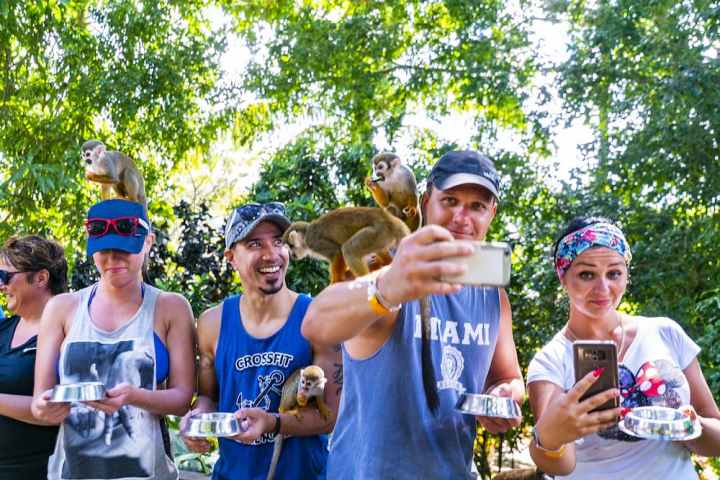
[532, 426, 566, 458]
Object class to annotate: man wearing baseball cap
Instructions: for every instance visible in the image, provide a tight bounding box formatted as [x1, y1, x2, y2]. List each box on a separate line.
[303, 150, 524, 479]
[182, 202, 341, 480]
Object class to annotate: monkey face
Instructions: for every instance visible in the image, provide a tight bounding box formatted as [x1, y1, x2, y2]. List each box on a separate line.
[284, 230, 309, 259]
[371, 153, 400, 182]
[298, 367, 327, 399]
[84, 144, 120, 183]
[372, 159, 389, 182]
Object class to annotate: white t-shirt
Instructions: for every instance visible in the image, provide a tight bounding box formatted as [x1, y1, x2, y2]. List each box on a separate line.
[527, 316, 700, 480]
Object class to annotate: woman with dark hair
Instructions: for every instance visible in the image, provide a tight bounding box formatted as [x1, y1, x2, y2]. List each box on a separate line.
[526, 217, 720, 479]
[31, 199, 195, 480]
[0, 235, 67, 479]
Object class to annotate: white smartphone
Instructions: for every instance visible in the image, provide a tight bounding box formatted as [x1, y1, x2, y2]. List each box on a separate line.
[441, 241, 511, 287]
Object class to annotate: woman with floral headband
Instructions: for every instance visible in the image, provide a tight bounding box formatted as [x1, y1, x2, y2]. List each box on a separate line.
[526, 216, 720, 479]
[31, 199, 195, 480]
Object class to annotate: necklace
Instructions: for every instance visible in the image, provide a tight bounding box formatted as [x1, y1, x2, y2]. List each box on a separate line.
[565, 313, 626, 358]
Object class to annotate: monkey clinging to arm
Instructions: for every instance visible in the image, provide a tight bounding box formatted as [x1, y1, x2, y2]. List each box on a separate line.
[282, 207, 410, 284]
[283, 207, 440, 414]
[81, 140, 146, 206]
[266, 366, 329, 480]
[365, 152, 421, 232]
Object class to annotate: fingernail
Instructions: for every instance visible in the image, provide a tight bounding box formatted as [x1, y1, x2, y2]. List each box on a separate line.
[593, 367, 605, 377]
[619, 407, 632, 418]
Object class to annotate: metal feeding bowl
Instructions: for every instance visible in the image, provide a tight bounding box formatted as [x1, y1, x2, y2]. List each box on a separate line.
[49, 382, 107, 403]
[619, 406, 702, 441]
[455, 393, 521, 419]
[182, 412, 242, 438]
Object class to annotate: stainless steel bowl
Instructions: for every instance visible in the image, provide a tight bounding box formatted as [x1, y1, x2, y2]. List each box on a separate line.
[455, 393, 521, 419]
[619, 406, 701, 441]
[49, 382, 107, 403]
[182, 412, 242, 438]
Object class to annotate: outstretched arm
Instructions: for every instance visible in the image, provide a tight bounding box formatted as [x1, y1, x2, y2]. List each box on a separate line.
[302, 225, 471, 357]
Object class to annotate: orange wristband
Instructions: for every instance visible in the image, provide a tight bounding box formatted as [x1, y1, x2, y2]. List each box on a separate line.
[368, 293, 391, 316]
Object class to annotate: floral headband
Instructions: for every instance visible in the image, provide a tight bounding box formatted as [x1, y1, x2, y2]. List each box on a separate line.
[555, 223, 632, 279]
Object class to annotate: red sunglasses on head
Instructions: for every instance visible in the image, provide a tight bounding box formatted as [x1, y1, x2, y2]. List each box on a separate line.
[84, 217, 150, 238]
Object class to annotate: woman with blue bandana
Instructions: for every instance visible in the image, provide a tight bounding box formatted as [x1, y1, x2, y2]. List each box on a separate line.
[527, 216, 720, 479]
[31, 199, 195, 480]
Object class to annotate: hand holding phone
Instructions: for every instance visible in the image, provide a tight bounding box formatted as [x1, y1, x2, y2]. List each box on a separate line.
[573, 341, 619, 412]
[440, 241, 511, 287]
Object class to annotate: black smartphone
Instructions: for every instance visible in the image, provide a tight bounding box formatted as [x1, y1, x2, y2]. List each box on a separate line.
[573, 340, 619, 412]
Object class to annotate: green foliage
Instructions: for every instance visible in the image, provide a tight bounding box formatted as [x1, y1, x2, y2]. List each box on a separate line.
[1, 0, 719, 474]
[0, 0, 228, 258]
[225, 0, 539, 146]
[556, 0, 720, 404]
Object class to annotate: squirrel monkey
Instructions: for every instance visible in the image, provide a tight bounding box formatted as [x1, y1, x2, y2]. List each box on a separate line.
[365, 152, 421, 232]
[284, 206, 439, 413]
[82, 140, 147, 206]
[283, 207, 410, 284]
[266, 366, 330, 480]
[366, 153, 439, 414]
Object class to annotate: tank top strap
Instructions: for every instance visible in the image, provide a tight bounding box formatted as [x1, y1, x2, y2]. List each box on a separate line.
[287, 294, 312, 329]
[138, 284, 161, 332]
[66, 285, 97, 340]
[220, 294, 242, 340]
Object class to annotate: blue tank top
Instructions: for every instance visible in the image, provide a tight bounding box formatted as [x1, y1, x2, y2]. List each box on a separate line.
[213, 294, 328, 480]
[327, 287, 501, 479]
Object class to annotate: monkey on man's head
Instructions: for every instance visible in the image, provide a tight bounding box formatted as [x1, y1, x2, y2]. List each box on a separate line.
[81, 140, 146, 206]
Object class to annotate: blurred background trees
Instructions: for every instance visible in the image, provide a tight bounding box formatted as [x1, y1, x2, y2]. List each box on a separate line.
[1, 0, 718, 476]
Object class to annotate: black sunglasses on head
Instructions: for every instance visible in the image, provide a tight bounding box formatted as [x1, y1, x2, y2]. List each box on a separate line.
[0, 269, 31, 286]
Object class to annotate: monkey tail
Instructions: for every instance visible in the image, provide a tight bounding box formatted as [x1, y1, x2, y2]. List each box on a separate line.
[420, 296, 440, 414]
[266, 434, 284, 480]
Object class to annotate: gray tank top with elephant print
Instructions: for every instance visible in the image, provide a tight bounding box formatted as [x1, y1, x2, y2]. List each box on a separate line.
[47, 283, 177, 480]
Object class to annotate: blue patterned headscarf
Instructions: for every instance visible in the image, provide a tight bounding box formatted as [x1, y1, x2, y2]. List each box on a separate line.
[555, 222, 632, 279]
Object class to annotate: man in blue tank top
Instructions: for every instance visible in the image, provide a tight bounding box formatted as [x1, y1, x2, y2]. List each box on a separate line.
[303, 150, 525, 479]
[181, 202, 341, 480]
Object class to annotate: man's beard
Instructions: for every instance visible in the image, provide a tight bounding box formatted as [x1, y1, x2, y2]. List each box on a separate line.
[259, 279, 284, 295]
